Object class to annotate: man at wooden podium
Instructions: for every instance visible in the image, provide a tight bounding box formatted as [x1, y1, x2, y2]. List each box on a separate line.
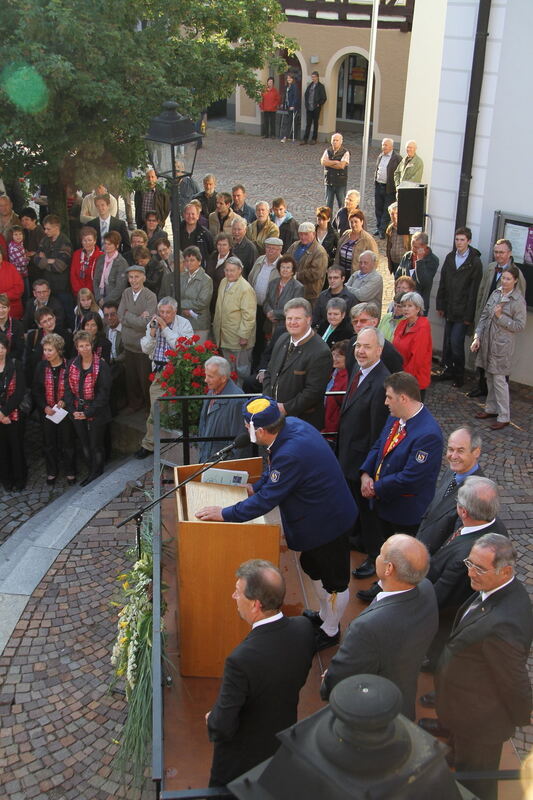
[196, 397, 358, 651]
[205, 559, 315, 788]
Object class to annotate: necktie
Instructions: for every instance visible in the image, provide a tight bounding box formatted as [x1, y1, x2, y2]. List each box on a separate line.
[444, 526, 463, 546]
[489, 268, 502, 295]
[288, 342, 295, 355]
[444, 474, 458, 497]
[459, 593, 482, 622]
[347, 370, 361, 400]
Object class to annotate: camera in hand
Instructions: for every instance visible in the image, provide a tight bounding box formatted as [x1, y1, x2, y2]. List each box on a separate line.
[77, 399, 86, 412]
[150, 319, 158, 329]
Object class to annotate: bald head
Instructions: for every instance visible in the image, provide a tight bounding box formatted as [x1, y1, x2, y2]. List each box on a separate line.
[378, 534, 429, 590]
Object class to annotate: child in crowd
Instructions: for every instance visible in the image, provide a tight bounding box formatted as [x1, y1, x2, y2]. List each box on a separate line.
[73, 288, 103, 331]
[8, 226, 30, 300]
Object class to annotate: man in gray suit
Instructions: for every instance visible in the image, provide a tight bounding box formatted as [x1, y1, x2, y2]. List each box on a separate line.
[320, 534, 438, 720]
[197, 356, 249, 462]
[416, 427, 483, 555]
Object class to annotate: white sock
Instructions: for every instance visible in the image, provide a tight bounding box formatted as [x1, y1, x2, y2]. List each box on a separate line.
[320, 588, 350, 637]
[311, 579, 329, 622]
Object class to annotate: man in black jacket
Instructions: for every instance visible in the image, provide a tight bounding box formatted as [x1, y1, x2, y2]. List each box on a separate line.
[300, 71, 327, 145]
[416, 426, 484, 555]
[435, 226, 482, 387]
[87, 194, 130, 254]
[421, 534, 532, 800]
[423, 475, 508, 669]
[337, 327, 390, 563]
[206, 559, 315, 787]
[262, 297, 332, 430]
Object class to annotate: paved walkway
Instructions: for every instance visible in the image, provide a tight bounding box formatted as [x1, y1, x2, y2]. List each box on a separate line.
[0, 125, 532, 798]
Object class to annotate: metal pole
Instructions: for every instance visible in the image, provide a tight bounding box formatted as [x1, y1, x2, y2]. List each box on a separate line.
[171, 177, 182, 314]
[359, 0, 380, 205]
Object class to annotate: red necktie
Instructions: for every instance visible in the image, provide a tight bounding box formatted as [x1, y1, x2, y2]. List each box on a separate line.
[347, 370, 361, 400]
[445, 526, 463, 546]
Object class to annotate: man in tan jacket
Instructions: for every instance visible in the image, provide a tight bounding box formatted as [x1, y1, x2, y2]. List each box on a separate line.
[285, 222, 328, 306]
[213, 257, 256, 383]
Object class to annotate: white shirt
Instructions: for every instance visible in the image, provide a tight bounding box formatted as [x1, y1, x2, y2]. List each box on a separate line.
[291, 328, 313, 347]
[461, 519, 496, 536]
[376, 152, 392, 184]
[375, 586, 413, 602]
[100, 215, 111, 237]
[252, 611, 283, 630]
[107, 323, 122, 360]
[132, 289, 142, 302]
[254, 262, 276, 304]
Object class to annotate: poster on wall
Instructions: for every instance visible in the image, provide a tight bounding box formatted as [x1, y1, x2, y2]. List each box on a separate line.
[503, 223, 529, 262]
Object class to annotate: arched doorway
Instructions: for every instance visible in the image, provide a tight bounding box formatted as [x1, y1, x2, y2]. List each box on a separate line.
[336, 53, 373, 133]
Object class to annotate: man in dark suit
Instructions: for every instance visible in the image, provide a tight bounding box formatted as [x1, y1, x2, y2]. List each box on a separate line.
[345, 302, 403, 377]
[321, 534, 438, 720]
[373, 138, 402, 238]
[417, 426, 483, 555]
[420, 534, 533, 800]
[337, 326, 390, 564]
[206, 559, 315, 787]
[262, 297, 332, 430]
[87, 194, 130, 253]
[356, 372, 443, 595]
[423, 476, 508, 671]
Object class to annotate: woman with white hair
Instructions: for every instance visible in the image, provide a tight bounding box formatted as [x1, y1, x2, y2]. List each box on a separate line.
[393, 291, 432, 397]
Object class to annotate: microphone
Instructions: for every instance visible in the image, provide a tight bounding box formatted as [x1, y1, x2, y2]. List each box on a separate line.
[212, 432, 250, 458]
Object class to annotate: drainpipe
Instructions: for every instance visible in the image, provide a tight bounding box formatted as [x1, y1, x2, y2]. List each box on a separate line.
[455, 0, 492, 230]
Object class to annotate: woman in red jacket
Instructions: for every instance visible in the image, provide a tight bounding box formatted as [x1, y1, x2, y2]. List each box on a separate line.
[322, 339, 349, 443]
[393, 291, 432, 398]
[70, 226, 102, 296]
[259, 77, 281, 139]
[0, 249, 24, 319]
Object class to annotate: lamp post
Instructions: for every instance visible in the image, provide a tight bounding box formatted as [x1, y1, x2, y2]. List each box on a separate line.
[145, 101, 202, 313]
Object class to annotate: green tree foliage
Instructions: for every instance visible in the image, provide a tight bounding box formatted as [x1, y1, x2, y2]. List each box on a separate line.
[0, 0, 293, 214]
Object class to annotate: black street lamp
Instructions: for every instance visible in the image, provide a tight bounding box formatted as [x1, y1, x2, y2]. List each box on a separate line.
[145, 101, 202, 313]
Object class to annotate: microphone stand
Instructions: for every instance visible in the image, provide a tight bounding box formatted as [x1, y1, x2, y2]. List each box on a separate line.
[117, 445, 239, 559]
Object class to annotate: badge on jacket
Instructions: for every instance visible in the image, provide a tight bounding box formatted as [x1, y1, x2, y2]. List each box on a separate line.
[270, 470, 281, 482]
[415, 451, 428, 463]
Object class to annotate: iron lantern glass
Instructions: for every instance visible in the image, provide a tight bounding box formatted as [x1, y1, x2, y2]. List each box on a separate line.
[144, 101, 201, 180]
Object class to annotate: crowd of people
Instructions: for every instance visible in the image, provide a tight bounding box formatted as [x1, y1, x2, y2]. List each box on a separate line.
[0, 129, 530, 800]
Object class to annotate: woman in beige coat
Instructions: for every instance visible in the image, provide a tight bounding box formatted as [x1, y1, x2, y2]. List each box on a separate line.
[471, 264, 526, 430]
[212, 257, 256, 382]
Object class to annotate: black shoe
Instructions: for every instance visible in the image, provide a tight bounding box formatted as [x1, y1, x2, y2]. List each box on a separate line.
[2, 481, 13, 492]
[302, 609, 323, 627]
[356, 582, 380, 602]
[418, 718, 450, 738]
[467, 387, 487, 398]
[299, 140, 308, 146]
[433, 369, 455, 382]
[351, 558, 376, 579]
[452, 375, 464, 388]
[66, 477, 77, 486]
[135, 447, 152, 459]
[46, 476, 56, 486]
[419, 691, 436, 709]
[379, 233, 386, 240]
[373, 229, 380, 236]
[314, 627, 340, 652]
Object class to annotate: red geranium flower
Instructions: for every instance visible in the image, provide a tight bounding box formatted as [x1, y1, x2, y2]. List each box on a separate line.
[191, 381, 200, 389]
[194, 345, 205, 353]
[183, 352, 192, 360]
[148, 372, 155, 382]
[192, 334, 200, 343]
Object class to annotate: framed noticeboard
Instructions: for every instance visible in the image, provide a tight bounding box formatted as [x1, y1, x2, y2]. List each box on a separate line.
[492, 210, 533, 308]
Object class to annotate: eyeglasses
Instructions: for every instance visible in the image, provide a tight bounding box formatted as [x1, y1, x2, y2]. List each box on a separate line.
[463, 558, 496, 576]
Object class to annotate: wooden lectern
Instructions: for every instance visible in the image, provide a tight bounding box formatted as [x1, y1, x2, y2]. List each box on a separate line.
[173, 457, 281, 678]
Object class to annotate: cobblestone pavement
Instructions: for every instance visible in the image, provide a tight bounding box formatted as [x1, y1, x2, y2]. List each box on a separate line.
[0, 418, 63, 546]
[0, 126, 532, 797]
